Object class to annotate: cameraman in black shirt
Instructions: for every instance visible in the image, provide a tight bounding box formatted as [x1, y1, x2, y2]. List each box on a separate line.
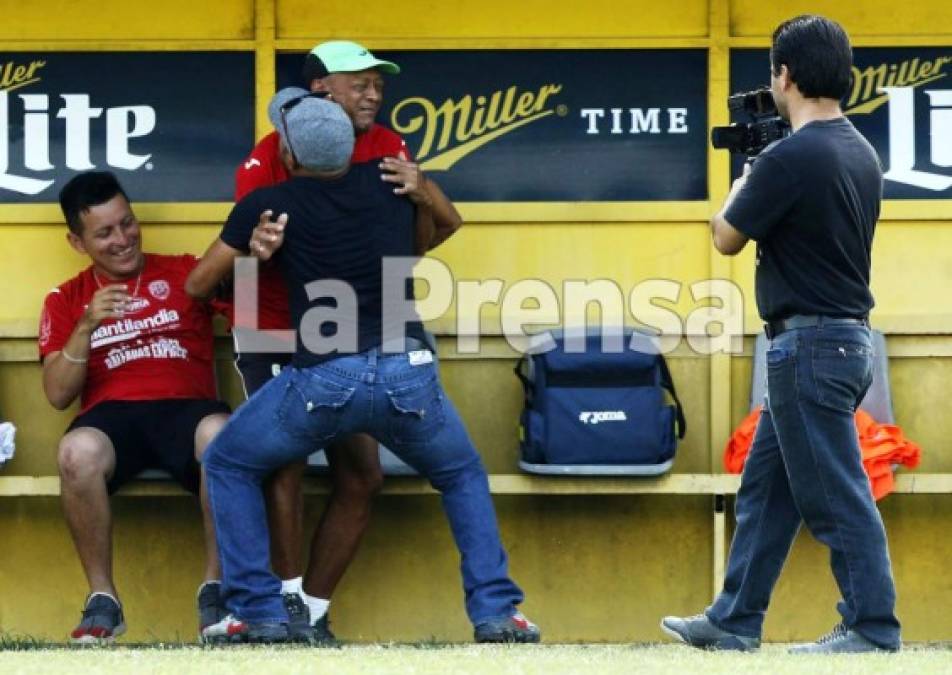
[662, 15, 901, 654]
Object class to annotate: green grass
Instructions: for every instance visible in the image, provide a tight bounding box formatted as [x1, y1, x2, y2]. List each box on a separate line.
[0, 643, 950, 674]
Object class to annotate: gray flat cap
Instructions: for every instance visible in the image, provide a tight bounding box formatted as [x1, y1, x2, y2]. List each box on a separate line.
[268, 87, 354, 172]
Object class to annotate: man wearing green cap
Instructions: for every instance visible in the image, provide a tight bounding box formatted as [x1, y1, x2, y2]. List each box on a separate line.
[227, 40, 462, 643]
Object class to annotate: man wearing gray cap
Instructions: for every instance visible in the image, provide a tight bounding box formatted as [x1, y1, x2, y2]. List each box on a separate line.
[187, 90, 537, 644]
[225, 40, 462, 644]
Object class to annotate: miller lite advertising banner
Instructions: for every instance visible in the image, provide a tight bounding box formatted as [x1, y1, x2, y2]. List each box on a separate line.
[277, 50, 708, 201]
[0, 52, 254, 203]
[731, 48, 952, 199]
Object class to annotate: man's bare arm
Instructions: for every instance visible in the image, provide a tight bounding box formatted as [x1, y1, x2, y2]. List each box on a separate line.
[422, 178, 462, 250]
[186, 239, 243, 300]
[42, 284, 129, 410]
[711, 164, 751, 256]
[380, 156, 463, 251]
[188, 211, 287, 299]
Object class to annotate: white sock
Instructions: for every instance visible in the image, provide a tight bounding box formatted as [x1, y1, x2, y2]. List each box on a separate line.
[304, 593, 330, 623]
[280, 576, 303, 596]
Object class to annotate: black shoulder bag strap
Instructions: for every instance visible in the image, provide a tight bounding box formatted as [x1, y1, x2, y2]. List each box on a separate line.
[658, 355, 687, 439]
[513, 355, 534, 406]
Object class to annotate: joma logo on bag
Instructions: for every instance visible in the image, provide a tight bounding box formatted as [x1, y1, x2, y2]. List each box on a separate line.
[578, 411, 628, 425]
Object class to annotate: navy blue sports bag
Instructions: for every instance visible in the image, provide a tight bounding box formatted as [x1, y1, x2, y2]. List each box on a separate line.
[515, 330, 686, 472]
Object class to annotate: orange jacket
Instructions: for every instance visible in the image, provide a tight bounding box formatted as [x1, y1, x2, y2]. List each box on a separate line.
[724, 407, 921, 500]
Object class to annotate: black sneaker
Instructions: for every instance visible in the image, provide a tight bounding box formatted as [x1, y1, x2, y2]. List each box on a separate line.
[201, 614, 289, 644]
[474, 612, 541, 643]
[70, 592, 126, 645]
[661, 613, 760, 651]
[283, 593, 313, 643]
[311, 613, 339, 646]
[788, 623, 900, 654]
[197, 581, 228, 640]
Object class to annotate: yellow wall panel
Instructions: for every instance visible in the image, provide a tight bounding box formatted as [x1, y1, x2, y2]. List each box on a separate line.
[276, 0, 709, 41]
[426, 223, 713, 333]
[0, 347, 713, 476]
[730, 0, 952, 38]
[0, 496, 714, 642]
[890, 358, 952, 472]
[734, 223, 952, 334]
[724, 500, 952, 642]
[0, 0, 254, 42]
[870, 224, 952, 333]
[0, 225, 222, 330]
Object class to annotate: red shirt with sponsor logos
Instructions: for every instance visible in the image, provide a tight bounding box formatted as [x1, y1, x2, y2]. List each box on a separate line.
[39, 254, 218, 414]
[230, 126, 410, 336]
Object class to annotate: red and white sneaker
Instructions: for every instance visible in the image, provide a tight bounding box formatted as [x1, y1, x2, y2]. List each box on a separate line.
[201, 613, 289, 644]
[201, 614, 249, 644]
[197, 581, 228, 637]
[70, 592, 126, 645]
[474, 611, 541, 643]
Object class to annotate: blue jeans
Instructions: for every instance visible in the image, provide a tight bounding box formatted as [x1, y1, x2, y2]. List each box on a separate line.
[707, 323, 901, 649]
[203, 348, 524, 625]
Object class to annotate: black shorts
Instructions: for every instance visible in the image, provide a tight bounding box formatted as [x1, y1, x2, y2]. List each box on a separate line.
[234, 352, 292, 398]
[67, 398, 231, 494]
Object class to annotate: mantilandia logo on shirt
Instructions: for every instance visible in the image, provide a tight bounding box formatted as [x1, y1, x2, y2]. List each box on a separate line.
[578, 411, 628, 425]
[90, 309, 181, 348]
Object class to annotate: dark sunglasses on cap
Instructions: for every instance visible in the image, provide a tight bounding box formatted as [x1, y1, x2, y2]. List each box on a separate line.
[279, 91, 330, 166]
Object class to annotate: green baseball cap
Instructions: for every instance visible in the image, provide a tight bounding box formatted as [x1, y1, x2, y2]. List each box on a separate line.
[309, 40, 400, 75]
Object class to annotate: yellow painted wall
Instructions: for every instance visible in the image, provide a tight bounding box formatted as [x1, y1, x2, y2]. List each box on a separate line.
[1, 0, 952, 644]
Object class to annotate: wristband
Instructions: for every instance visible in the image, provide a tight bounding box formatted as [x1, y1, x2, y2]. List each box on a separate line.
[60, 348, 88, 365]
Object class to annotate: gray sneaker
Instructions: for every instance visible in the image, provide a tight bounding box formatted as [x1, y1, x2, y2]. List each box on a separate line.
[661, 614, 760, 651]
[789, 623, 900, 654]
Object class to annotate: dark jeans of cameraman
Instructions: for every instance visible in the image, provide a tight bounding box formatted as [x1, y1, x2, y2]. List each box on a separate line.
[705, 322, 901, 649]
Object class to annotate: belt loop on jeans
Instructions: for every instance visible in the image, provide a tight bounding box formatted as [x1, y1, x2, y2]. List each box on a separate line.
[764, 314, 869, 339]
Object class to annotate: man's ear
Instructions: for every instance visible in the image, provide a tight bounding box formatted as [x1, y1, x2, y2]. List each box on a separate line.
[777, 64, 793, 91]
[279, 143, 298, 172]
[309, 77, 330, 94]
[66, 231, 87, 256]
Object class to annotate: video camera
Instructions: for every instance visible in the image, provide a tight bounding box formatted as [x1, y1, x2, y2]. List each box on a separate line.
[710, 88, 790, 157]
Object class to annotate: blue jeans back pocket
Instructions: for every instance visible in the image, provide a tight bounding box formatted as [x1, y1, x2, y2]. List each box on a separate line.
[385, 375, 446, 444]
[812, 340, 873, 412]
[276, 369, 356, 443]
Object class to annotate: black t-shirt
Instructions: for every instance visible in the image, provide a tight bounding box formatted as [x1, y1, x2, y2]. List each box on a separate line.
[725, 117, 881, 321]
[220, 162, 425, 367]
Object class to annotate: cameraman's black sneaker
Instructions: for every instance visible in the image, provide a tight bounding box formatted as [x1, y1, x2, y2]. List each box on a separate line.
[474, 612, 541, 643]
[789, 623, 900, 654]
[311, 613, 339, 646]
[283, 593, 313, 643]
[661, 614, 759, 651]
[201, 614, 289, 644]
[197, 581, 228, 641]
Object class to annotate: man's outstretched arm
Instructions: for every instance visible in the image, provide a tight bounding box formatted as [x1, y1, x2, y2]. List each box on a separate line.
[380, 155, 463, 251]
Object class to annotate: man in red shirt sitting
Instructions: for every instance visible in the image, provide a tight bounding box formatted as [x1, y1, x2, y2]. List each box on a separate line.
[40, 171, 231, 644]
[231, 40, 461, 642]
